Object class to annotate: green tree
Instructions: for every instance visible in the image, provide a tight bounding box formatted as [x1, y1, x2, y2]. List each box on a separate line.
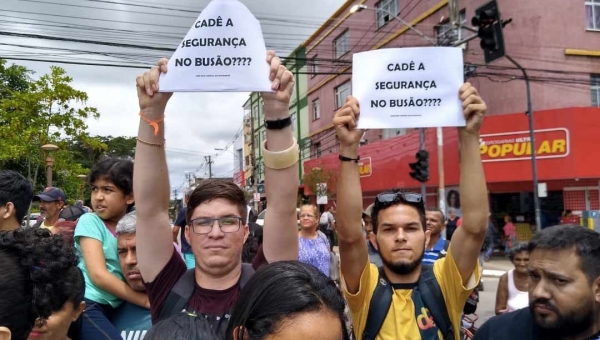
[0, 61, 101, 199]
[303, 166, 338, 202]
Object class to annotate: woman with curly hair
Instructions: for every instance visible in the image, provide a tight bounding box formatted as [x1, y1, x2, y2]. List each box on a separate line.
[0, 228, 79, 340]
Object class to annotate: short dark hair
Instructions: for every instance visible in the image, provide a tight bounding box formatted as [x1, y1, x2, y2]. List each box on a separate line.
[186, 180, 247, 225]
[0, 170, 33, 224]
[0, 228, 79, 340]
[528, 224, 600, 283]
[145, 312, 219, 340]
[426, 207, 445, 222]
[88, 158, 134, 196]
[372, 189, 426, 234]
[226, 261, 350, 340]
[508, 242, 529, 262]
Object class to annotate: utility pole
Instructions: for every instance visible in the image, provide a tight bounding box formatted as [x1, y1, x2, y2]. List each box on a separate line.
[205, 155, 213, 179]
[249, 97, 259, 213]
[173, 189, 178, 215]
[419, 129, 427, 205]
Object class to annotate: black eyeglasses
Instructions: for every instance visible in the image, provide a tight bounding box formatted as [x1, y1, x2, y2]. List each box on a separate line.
[375, 192, 422, 206]
[189, 216, 243, 235]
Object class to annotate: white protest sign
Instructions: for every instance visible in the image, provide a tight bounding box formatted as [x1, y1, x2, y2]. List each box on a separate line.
[352, 47, 465, 129]
[159, 0, 272, 92]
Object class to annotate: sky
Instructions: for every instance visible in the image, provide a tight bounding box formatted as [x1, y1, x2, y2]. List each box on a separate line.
[0, 0, 346, 197]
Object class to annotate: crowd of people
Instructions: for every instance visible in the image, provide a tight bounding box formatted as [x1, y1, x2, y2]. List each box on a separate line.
[1, 52, 600, 340]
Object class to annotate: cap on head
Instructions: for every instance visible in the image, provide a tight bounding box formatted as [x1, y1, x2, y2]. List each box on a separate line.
[34, 187, 66, 203]
[362, 203, 375, 218]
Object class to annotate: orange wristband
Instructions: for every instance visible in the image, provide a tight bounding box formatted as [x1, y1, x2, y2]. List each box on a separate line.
[139, 112, 164, 136]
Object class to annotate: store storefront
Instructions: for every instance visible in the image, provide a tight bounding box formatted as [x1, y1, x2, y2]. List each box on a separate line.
[303, 107, 600, 229]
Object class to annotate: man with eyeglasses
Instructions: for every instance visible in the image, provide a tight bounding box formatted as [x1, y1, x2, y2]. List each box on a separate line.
[132, 52, 299, 338]
[333, 83, 489, 340]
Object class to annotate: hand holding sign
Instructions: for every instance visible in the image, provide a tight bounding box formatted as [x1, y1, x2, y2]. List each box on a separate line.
[136, 58, 172, 119]
[459, 83, 487, 136]
[261, 51, 295, 118]
[333, 96, 363, 155]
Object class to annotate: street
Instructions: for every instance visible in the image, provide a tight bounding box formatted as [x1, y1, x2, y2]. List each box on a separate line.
[476, 258, 515, 327]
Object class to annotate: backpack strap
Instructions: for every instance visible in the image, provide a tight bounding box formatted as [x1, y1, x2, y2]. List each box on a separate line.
[158, 264, 256, 322]
[362, 266, 393, 340]
[418, 265, 454, 340]
[158, 268, 196, 322]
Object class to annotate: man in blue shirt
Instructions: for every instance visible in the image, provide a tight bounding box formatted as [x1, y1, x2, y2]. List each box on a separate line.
[113, 211, 152, 340]
[172, 189, 195, 269]
[423, 208, 449, 265]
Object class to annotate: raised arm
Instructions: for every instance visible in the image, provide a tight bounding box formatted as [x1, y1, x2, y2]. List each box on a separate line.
[494, 273, 509, 315]
[448, 83, 490, 283]
[333, 96, 369, 294]
[133, 59, 175, 282]
[261, 51, 298, 263]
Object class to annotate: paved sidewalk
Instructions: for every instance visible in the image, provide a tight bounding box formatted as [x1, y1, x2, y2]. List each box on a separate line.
[482, 257, 513, 277]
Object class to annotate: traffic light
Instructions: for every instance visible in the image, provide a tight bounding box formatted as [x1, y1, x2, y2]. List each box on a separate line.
[409, 150, 429, 183]
[472, 0, 505, 64]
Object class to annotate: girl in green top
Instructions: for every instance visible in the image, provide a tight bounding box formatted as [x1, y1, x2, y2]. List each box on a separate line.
[74, 158, 149, 340]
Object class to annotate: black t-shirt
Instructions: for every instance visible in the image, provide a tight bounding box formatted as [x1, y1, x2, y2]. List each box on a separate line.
[475, 308, 600, 340]
[446, 218, 458, 241]
[175, 207, 192, 253]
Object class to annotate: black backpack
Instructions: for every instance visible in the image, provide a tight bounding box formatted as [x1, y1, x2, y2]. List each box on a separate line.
[157, 263, 255, 322]
[361, 265, 454, 340]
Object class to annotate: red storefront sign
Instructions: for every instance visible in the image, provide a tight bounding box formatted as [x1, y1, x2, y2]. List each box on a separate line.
[359, 157, 372, 177]
[303, 108, 600, 193]
[480, 128, 569, 163]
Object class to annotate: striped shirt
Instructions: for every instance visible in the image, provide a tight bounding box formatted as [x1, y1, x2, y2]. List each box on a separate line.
[423, 237, 448, 265]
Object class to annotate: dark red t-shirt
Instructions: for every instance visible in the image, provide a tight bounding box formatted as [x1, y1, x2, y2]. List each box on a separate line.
[145, 245, 266, 324]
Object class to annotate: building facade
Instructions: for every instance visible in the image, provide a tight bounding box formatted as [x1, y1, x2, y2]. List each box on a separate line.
[302, 0, 600, 227]
[243, 46, 311, 189]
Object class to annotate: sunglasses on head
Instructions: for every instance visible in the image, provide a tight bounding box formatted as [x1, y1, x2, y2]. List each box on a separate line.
[375, 192, 422, 206]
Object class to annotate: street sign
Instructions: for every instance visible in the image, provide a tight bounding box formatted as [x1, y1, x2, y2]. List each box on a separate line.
[316, 183, 328, 205]
[538, 182, 548, 198]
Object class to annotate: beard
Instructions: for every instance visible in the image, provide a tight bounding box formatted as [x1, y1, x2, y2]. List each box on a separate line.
[380, 248, 424, 275]
[531, 297, 595, 338]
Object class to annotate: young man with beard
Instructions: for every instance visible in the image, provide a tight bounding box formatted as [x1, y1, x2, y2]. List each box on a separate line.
[333, 83, 489, 340]
[474, 224, 600, 340]
[133, 51, 299, 338]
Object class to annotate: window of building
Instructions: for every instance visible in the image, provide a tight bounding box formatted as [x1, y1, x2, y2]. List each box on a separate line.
[593, 74, 600, 107]
[586, 0, 600, 30]
[255, 133, 260, 156]
[382, 129, 406, 139]
[335, 81, 352, 109]
[315, 142, 322, 158]
[311, 55, 319, 77]
[334, 30, 350, 59]
[252, 104, 259, 125]
[375, 0, 398, 29]
[312, 99, 320, 120]
[435, 11, 467, 46]
[262, 129, 266, 141]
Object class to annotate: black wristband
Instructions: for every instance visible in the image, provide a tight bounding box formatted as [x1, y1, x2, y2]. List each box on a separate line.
[264, 117, 292, 130]
[339, 154, 360, 163]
